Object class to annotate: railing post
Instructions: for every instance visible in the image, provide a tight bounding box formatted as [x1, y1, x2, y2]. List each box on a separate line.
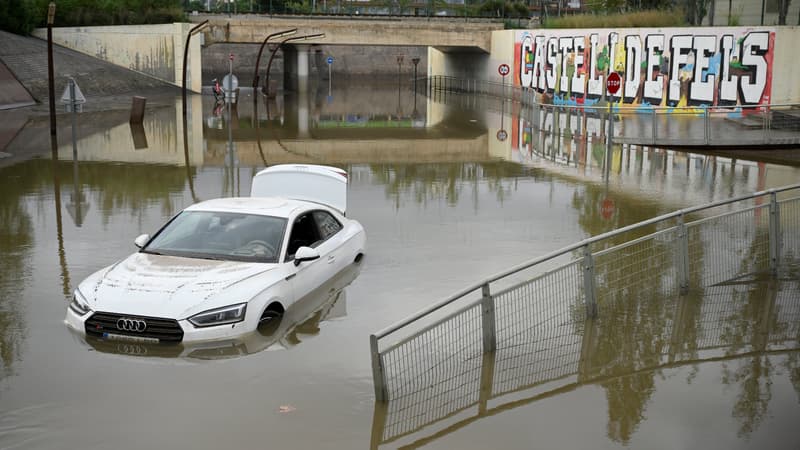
[480, 283, 496, 353]
[677, 213, 690, 295]
[582, 245, 597, 318]
[703, 106, 709, 145]
[370, 334, 388, 403]
[651, 108, 657, 146]
[769, 191, 781, 276]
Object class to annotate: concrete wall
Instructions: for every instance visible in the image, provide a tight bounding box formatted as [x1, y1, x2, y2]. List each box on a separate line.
[504, 25, 800, 106]
[771, 27, 800, 103]
[202, 43, 427, 86]
[33, 23, 203, 93]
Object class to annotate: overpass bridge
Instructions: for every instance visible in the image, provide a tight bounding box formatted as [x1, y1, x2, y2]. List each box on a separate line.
[191, 14, 502, 52]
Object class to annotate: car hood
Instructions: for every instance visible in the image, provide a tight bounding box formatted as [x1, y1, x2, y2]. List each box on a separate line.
[84, 253, 275, 319]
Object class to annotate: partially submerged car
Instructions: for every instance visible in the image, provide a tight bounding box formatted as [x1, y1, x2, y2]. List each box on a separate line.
[76, 261, 362, 359]
[65, 164, 366, 344]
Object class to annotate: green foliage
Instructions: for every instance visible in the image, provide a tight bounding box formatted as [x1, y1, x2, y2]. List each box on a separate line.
[0, 0, 36, 34]
[476, 0, 527, 18]
[543, 8, 686, 28]
[0, 0, 185, 31]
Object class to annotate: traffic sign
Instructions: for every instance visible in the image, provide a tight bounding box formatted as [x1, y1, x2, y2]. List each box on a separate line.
[600, 198, 615, 220]
[229, 53, 234, 61]
[607, 72, 621, 95]
[498, 63, 510, 77]
[327, 56, 334, 65]
[496, 129, 508, 141]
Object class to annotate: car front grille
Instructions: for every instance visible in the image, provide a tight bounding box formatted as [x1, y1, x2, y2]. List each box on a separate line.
[85, 312, 184, 343]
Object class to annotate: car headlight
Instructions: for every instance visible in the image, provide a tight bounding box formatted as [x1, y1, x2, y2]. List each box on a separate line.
[188, 303, 247, 328]
[69, 289, 92, 316]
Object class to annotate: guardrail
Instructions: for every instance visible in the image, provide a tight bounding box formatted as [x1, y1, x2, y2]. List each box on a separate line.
[369, 183, 800, 403]
[370, 280, 800, 447]
[425, 75, 800, 147]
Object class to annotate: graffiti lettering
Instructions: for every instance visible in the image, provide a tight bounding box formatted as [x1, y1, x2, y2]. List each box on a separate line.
[515, 27, 774, 109]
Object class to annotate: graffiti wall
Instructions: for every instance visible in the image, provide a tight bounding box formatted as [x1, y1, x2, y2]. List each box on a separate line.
[514, 27, 776, 109]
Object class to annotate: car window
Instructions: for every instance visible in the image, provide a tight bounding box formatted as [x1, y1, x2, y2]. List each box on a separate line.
[313, 211, 342, 240]
[286, 213, 322, 260]
[144, 211, 286, 263]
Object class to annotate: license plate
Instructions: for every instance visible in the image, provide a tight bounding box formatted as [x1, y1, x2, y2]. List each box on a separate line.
[102, 332, 159, 344]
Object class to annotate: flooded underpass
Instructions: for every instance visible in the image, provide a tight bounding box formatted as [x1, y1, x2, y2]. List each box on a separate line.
[1, 80, 799, 449]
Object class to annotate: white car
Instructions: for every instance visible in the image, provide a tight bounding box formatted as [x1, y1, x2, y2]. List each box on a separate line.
[65, 165, 366, 344]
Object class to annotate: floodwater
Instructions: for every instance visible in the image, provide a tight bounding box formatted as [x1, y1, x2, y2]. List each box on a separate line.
[0, 80, 799, 449]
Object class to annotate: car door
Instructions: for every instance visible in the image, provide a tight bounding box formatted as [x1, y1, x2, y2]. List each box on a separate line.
[283, 211, 328, 302]
[312, 210, 348, 272]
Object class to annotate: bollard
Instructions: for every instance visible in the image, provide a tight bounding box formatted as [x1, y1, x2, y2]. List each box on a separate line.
[130, 96, 146, 124]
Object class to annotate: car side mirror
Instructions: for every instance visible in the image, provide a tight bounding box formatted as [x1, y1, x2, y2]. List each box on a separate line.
[294, 246, 320, 266]
[134, 233, 150, 249]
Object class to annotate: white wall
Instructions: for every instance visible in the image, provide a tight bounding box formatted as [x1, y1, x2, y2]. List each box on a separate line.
[33, 23, 203, 93]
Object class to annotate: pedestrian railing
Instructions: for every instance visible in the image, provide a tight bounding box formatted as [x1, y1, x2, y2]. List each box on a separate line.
[370, 278, 800, 447]
[370, 183, 800, 408]
[425, 75, 800, 146]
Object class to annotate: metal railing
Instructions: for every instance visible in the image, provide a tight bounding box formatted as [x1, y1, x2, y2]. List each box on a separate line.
[370, 184, 800, 404]
[371, 278, 800, 447]
[426, 75, 800, 147]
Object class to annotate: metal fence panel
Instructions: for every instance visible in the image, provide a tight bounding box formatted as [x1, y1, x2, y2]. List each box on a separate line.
[381, 305, 483, 404]
[593, 228, 680, 305]
[780, 197, 800, 271]
[493, 260, 584, 349]
[687, 205, 770, 286]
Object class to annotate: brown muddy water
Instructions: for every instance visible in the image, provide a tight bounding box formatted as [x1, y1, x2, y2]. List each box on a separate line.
[0, 81, 799, 449]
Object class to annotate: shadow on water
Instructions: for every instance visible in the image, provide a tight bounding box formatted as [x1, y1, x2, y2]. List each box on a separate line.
[370, 274, 800, 449]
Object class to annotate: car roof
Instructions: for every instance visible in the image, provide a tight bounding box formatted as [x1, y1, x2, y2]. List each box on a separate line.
[184, 197, 324, 218]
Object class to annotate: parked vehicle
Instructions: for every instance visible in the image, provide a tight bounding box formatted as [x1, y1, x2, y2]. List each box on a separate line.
[65, 165, 366, 344]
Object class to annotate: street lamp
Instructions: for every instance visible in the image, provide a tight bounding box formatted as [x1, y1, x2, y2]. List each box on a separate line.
[181, 20, 208, 120]
[47, 1, 57, 155]
[253, 28, 297, 89]
[264, 33, 326, 96]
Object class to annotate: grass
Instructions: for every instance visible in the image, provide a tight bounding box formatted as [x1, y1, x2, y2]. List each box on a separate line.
[543, 9, 687, 29]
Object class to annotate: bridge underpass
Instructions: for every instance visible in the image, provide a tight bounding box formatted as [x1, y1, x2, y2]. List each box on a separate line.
[192, 14, 501, 92]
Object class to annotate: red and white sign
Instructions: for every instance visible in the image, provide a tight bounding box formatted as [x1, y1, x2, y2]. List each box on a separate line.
[607, 72, 621, 95]
[229, 53, 235, 61]
[600, 198, 615, 220]
[498, 64, 510, 77]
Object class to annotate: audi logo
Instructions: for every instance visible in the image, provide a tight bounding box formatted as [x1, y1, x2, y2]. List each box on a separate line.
[116, 318, 147, 332]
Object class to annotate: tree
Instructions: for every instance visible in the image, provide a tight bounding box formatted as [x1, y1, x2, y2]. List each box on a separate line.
[685, 0, 711, 25]
[778, 0, 791, 25]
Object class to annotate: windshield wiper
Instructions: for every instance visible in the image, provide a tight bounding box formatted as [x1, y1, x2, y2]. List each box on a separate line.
[140, 249, 164, 256]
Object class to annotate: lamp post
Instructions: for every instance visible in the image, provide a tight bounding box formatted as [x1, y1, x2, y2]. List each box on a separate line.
[253, 28, 297, 89]
[181, 20, 208, 119]
[263, 33, 326, 96]
[47, 1, 57, 155]
[411, 56, 420, 93]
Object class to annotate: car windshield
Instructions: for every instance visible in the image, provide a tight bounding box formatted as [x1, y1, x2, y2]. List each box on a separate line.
[143, 211, 286, 263]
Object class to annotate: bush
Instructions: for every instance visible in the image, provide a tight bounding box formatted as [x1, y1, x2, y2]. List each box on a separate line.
[543, 9, 686, 28]
[0, 0, 36, 34]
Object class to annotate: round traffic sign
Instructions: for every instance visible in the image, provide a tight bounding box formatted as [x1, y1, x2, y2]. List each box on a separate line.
[607, 72, 621, 95]
[327, 56, 334, 65]
[600, 198, 615, 220]
[498, 64, 510, 77]
[229, 53, 234, 61]
[496, 129, 508, 141]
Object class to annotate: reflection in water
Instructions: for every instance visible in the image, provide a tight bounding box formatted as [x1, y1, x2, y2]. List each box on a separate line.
[0, 166, 33, 382]
[75, 261, 361, 360]
[372, 278, 800, 449]
[0, 80, 797, 449]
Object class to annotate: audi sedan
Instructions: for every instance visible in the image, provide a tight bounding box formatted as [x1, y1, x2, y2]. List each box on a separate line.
[65, 165, 366, 344]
